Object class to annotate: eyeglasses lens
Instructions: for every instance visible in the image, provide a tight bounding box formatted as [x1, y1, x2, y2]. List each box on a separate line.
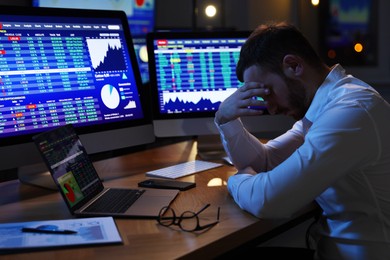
[179, 211, 198, 231]
[159, 207, 175, 226]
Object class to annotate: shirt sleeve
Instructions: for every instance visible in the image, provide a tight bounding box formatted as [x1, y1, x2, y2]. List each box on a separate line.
[215, 117, 304, 171]
[224, 104, 379, 219]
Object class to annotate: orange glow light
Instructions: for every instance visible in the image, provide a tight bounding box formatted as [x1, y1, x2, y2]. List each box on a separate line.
[354, 43, 363, 53]
[327, 49, 336, 59]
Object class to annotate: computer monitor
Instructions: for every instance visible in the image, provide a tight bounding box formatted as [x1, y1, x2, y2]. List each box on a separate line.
[0, 6, 155, 188]
[133, 37, 150, 85]
[318, 0, 378, 67]
[147, 31, 295, 159]
[32, 0, 155, 84]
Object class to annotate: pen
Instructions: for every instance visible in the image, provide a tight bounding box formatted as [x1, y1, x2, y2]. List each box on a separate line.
[21, 227, 78, 235]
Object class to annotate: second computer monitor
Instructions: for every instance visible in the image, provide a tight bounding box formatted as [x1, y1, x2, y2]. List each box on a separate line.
[147, 30, 295, 139]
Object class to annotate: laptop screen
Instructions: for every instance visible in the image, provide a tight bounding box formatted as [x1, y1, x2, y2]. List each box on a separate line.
[33, 124, 103, 210]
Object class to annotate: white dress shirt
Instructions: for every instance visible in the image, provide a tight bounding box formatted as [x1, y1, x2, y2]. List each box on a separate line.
[216, 65, 390, 259]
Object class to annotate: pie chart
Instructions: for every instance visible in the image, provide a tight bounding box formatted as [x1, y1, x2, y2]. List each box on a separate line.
[101, 84, 120, 109]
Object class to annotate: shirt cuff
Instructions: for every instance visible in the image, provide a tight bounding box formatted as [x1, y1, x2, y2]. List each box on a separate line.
[214, 118, 244, 138]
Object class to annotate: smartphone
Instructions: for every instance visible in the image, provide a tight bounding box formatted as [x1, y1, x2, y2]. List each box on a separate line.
[138, 179, 196, 191]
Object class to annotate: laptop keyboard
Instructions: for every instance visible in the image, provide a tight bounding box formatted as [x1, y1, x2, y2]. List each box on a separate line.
[86, 188, 145, 213]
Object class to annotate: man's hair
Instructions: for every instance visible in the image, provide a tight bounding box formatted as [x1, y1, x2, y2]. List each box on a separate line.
[236, 22, 324, 82]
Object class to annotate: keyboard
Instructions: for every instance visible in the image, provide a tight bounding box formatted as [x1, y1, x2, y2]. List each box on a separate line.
[146, 160, 223, 179]
[85, 188, 144, 213]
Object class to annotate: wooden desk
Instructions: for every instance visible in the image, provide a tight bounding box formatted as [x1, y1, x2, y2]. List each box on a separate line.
[0, 140, 318, 259]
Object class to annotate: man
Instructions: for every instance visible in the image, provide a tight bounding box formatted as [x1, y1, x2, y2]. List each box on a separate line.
[215, 22, 390, 259]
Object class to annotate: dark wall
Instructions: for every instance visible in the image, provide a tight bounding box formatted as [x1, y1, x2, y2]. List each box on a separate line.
[0, 0, 30, 6]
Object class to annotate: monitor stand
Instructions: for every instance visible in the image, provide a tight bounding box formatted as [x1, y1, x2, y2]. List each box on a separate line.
[196, 135, 226, 160]
[17, 163, 57, 191]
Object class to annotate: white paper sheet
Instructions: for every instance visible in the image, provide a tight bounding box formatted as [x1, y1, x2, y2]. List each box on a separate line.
[0, 216, 122, 250]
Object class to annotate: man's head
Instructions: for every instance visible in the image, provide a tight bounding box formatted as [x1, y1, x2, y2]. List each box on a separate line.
[237, 22, 328, 120]
[237, 22, 324, 81]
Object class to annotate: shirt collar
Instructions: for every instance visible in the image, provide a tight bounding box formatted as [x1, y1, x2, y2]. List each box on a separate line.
[304, 64, 346, 123]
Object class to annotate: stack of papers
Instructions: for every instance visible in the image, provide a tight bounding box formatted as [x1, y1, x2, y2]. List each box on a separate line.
[0, 217, 122, 251]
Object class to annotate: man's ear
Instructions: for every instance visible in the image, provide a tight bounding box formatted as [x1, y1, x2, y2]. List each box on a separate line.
[282, 54, 303, 78]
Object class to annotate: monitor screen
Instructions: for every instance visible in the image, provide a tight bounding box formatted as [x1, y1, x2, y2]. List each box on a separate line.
[147, 31, 295, 158]
[32, 0, 155, 84]
[318, 0, 378, 67]
[0, 6, 155, 187]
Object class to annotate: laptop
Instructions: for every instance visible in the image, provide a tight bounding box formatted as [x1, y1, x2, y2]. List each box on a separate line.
[33, 124, 179, 218]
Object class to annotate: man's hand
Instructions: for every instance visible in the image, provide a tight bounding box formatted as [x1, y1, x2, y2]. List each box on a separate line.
[215, 82, 269, 125]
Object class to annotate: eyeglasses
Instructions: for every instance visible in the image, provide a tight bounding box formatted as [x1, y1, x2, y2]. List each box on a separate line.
[157, 204, 220, 232]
